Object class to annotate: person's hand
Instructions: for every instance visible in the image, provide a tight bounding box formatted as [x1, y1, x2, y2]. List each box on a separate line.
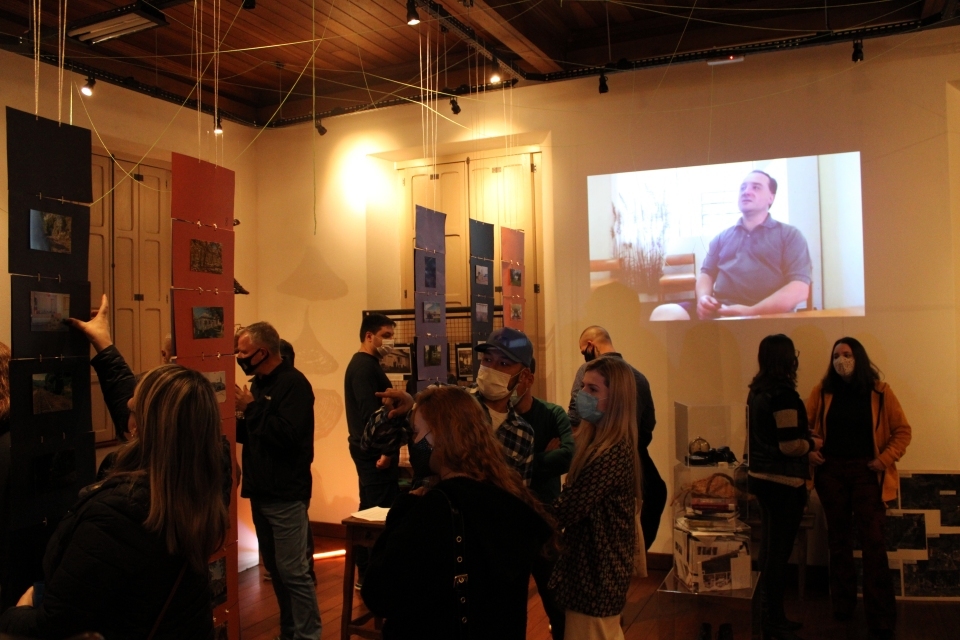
[545, 437, 560, 452]
[17, 586, 34, 608]
[717, 304, 753, 318]
[409, 486, 429, 496]
[235, 385, 254, 412]
[697, 294, 721, 320]
[376, 388, 414, 419]
[375, 454, 391, 470]
[809, 451, 825, 466]
[867, 458, 885, 472]
[66, 294, 113, 352]
[811, 435, 823, 452]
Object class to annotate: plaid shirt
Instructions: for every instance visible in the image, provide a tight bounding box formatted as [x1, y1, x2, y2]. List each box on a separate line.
[468, 387, 535, 486]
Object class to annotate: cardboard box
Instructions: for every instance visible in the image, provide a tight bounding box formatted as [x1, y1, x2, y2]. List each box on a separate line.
[674, 525, 751, 592]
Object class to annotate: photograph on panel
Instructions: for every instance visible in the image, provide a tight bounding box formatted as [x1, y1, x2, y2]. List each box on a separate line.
[30, 209, 72, 254]
[31, 291, 70, 332]
[32, 372, 73, 414]
[192, 307, 225, 339]
[202, 371, 228, 403]
[381, 345, 412, 376]
[190, 239, 224, 274]
[475, 302, 489, 323]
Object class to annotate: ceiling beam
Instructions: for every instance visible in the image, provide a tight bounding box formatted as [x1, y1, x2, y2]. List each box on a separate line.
[459, 0, 562, 73]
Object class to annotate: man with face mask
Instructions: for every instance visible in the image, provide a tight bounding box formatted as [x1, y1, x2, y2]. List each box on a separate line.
[344, 313, 400, 588]
[235, 322, 321, 640]
[568, 325, 667, 550]
[472, 328, 537, 486]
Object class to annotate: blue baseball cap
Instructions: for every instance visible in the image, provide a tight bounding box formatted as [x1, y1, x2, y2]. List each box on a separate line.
[475, 327, 535, 372]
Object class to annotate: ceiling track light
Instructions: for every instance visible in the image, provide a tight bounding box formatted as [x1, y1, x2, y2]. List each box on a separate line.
[214, 114, 223, 135]
[67, 1, 168, 45]
[598, 73, 608, 94]
[490, 72, 501, 84]
[852, 39, 864, 63]
[706, 55, 744, 67]
[406, 0, 420, 26]
[80, 76, 96, 96]
[315, 119, 327, 136]
[450, 97, 461, 115]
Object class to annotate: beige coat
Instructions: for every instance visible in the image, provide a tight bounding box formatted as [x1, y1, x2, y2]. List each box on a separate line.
[805, 381, 912, 502]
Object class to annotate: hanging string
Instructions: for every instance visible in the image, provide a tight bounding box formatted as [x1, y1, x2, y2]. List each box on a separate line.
[32, 0, 41, 115]
[57, 0, 68, 124]
[214, 0, 220, 165]
[312, 0, 317, 235]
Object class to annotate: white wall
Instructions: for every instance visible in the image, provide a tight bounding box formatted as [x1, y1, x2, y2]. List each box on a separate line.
[820, 152, 866, 308]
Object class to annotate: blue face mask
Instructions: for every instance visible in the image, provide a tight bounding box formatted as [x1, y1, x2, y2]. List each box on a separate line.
[576, 390, 604, 424]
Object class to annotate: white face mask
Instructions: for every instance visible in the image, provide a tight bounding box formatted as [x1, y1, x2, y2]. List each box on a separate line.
[833, 355, 855, 379]
[476, 365, 514, 401]
[376, 338, 395, 359]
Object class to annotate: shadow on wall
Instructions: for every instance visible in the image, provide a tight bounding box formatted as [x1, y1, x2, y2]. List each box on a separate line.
[790, 324, 834, 398]
[292, 309, 339, 376]
[314, 389, 343, 440]
[310, 469, 360, 528]
[278, 245, 349, 301]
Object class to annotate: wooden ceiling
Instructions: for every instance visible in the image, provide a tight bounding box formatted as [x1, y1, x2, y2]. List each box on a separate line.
[0, 0, 953, 127]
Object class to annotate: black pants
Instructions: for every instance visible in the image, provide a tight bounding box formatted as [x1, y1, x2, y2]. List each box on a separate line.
[350, 446, 400, 579]
[531, 552, 565, 639]
[751, 476, 807, 627]
[815, 457, 895, 631]
[640, 450, 667, 549]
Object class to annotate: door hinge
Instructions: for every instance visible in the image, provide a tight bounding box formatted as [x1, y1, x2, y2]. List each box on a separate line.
[534, 284, 541, 294]
[429, 173, 440, 180]
[492, 167, 502, 173]
[494, 285, 502, 293]
[531, 163, 537, 173]
[402, 177, 406, 186]
[134, 174, 144, 182]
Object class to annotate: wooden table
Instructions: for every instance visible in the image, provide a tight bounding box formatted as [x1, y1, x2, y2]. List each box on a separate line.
[340, 516, 386, 640]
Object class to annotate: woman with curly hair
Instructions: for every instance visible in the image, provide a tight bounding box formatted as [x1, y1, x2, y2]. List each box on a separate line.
[362, 385, 553, 640]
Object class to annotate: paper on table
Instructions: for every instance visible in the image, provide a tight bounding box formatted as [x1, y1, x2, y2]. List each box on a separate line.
[351, 506, 391, 521]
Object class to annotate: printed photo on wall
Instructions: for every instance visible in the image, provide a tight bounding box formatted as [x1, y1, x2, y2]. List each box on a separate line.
[209, 556, 227, 607]
[190, 239, 224, 274]
[192, 307, 225, 339]
[381, 345, 412, 376]
[475, 264, 489, 286]
[424, 256, 437, 288]
[32, 372, 73, 414]
[476, 302, 489, 323]
[424, 344, 443, 367]
[456, 345, 474, 379]
[202, 371, 227, 402]
[510, 303, 523, 321]
[510, 268, 522, 287]
[30, 210, 72, 254]
[31, 292, 70, 332]
[423, 301, 442, 323]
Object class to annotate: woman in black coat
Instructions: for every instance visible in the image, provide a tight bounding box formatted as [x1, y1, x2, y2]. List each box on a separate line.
[747, 335, 822, 640]
[361, 386, 553, 640]
[0, 365, 229, 639]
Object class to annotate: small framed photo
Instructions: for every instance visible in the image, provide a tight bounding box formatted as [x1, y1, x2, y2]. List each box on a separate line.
[381, 344, 413, 379]
[456, 344, 474, 379]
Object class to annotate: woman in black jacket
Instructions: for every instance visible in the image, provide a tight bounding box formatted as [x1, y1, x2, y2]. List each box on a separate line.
[361, 385, 553, 640]
[0, 364, 229, 640]
[747, 335, 822, 640]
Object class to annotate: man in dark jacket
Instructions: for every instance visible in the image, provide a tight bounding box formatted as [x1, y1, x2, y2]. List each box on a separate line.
[235, 322, 320, 640]
[568, 326, 667, 549]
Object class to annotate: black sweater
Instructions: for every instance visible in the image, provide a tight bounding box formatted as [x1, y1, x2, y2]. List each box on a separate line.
[0, 477, 212, 639]
[344, 352, 392, 458]
[748, 384, 813, 479]
[240, 360, 315, 502]
[362, 477, 551, 640]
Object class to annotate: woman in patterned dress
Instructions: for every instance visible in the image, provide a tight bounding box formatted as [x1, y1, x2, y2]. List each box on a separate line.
[549, 357, 642, 640]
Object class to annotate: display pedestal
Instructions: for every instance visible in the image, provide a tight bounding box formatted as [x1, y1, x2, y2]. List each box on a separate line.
[657, 568, 761, 640]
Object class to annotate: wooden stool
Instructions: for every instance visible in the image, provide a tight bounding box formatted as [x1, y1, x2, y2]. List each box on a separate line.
[341, 516, 386, 640]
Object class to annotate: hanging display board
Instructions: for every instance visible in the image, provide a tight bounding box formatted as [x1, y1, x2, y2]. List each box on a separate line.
[9, 275, 91, 359]
[501, 227, 525, 331]
[5, 107, 93, 203]
[171, 152, 235, 229]
[469, 219, 496, 376]
[7, 192, 90, 280]
[414, 206, 448, 383]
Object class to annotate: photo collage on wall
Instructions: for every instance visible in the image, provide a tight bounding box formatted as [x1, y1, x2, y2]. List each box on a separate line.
[4, 107, 96, 534]
[170, 154, 240, 636]
[469, 219, 495, 378]
[501, 226, 525, 331]
[414, 206, 448, 387]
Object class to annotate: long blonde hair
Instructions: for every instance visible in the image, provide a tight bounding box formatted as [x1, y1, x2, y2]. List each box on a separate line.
[0, 342, 10, 421]
[568, 357, 642, 504]
[413, 386, 554, 527]
[111, 364, 228, 572]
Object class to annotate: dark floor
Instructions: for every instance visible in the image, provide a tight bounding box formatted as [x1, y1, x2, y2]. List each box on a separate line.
[238, 537, 960, 639]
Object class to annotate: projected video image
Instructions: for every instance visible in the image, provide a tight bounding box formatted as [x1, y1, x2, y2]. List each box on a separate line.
[587, 153, 865, 321]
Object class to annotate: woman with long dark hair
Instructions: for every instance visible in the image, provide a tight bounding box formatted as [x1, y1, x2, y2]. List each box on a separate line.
[0, 365, 229, 639]
[806, 337, 911, 640]
[362, 385, 552, 640]
[748, 334, 821, 640]
[550, 356, 642, 640]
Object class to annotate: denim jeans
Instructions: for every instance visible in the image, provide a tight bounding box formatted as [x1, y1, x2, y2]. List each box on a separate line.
[349, 445, 399, 579]
[251, 499, 322, 640]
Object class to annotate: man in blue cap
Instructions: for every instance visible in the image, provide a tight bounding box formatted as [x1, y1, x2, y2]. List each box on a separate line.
[472, 327, 537, 486]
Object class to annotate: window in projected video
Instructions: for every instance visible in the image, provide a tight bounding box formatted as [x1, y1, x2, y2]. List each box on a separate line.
[587, 153, 865, 321]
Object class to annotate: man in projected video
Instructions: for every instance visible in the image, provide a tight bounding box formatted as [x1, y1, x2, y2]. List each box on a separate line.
[653, 170, 812, 320]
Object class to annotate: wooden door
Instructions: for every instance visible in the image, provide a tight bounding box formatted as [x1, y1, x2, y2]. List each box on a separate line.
[89, 154, 113, 443]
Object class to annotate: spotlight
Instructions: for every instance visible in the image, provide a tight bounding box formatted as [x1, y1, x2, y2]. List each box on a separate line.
[598, 73, 608, 94]
[406, 0, 420, 26]
[242, 0, 255, 8]
[450, 97, 461, 115]
[852, 39, 864, 63]
[214, 114, 223, 135]
[490, 72, 501, 84]
[80, 77, 95, 96]
[315, 119, 327, 136]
